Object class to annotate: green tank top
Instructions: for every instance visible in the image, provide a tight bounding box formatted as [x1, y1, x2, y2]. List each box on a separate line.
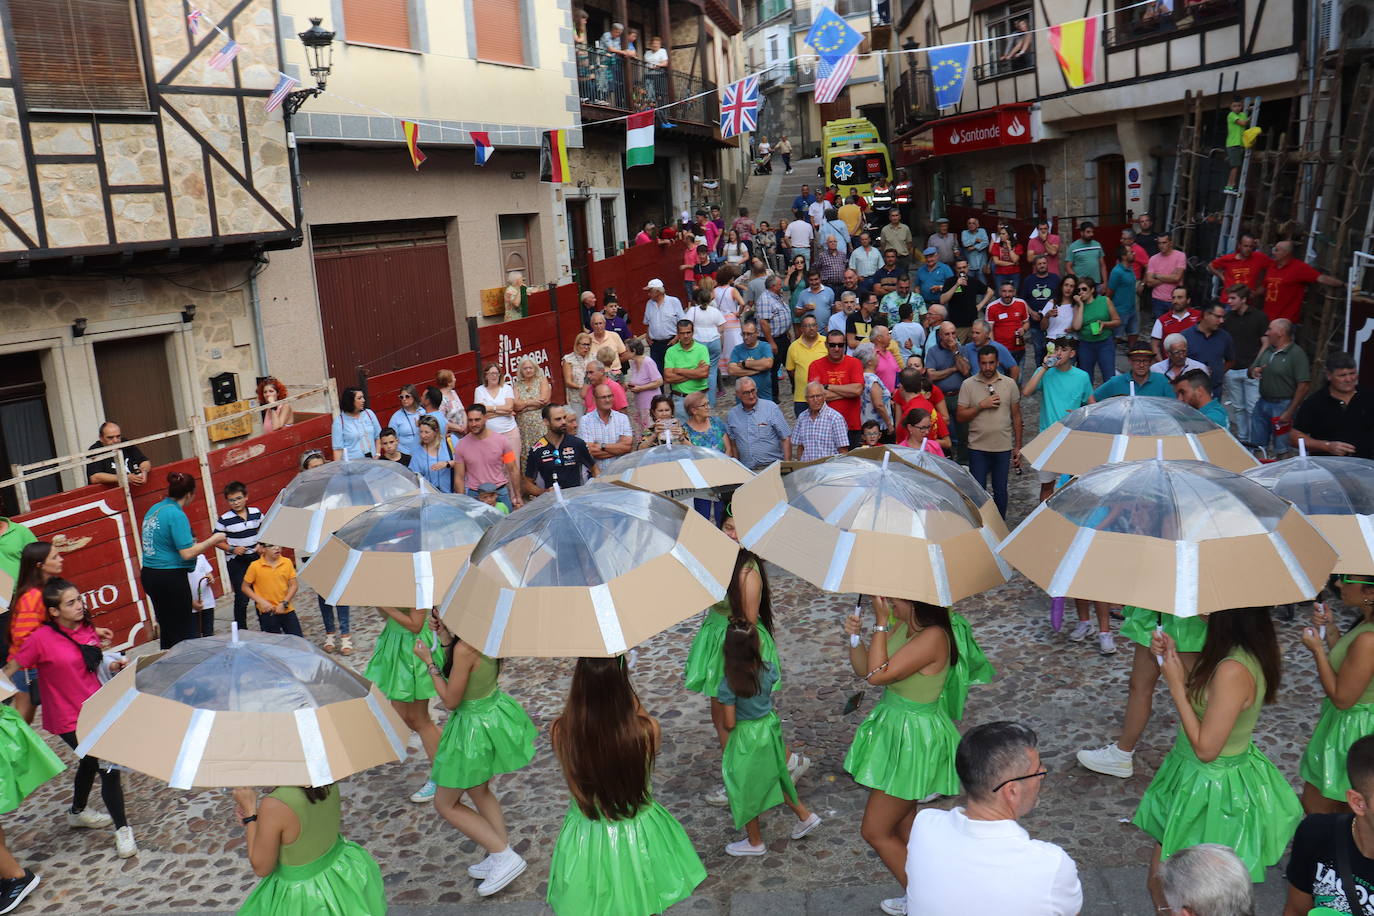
[268, 784, 341, 867]
[1079, 295, 1114, 341]
[884, 620, 949, 704]
[1329, 621, 1374, 706]
[1189, 650, 1264, 758]
[708, 558, 759, 620]
[463, 652, 499, 702]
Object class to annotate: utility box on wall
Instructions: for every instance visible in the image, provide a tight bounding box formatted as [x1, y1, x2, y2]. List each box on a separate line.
[210, 372, 238, 406]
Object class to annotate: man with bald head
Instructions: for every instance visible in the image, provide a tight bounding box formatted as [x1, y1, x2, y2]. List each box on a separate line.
[925, 320, 972, 457]
[727, 377, 791, 470]
[1249, 317, 1310, 456]
[1263, 239, 1343, 325]
[787, 381, 849, 460]
[86, 421, 151, 486]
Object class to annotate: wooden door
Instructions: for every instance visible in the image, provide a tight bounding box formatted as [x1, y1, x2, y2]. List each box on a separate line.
[93, 335, 181, 467]
[566, 199, 590, 286]
[1096, 155, 1127, 223]
[1013, 163, 1046, 220]
[818, 89, 851, 129]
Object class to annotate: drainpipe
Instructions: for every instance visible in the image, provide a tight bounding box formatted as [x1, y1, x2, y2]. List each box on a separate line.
[249, 263, 269, 378]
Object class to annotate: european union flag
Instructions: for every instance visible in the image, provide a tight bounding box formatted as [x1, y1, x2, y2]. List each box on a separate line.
[804, 7, 863, 67]
[930, 43, 972, 109]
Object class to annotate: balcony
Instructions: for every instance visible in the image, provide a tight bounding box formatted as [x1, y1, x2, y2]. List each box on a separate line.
[972, 53, 1035, 82]
[869, 0, 893, 48]
[892, 67, 938, 133]
[792, 0, 869, 28]
[577, 46, 721, 134]
[758, 59, 796, 89]
[1105, 0, 1241, 48]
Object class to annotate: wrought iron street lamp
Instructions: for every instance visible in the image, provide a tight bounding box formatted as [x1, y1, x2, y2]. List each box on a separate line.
[283, 17, 335, 116]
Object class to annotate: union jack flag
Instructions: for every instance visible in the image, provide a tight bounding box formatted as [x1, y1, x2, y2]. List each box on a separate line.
[208, 38, 241, 71]
[186, 9, 204, 35]
[718, 76, 760, 139]
[264, 73, 299, 113]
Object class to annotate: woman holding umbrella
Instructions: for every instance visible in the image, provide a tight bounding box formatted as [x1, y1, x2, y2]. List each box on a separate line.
[1299, 574, 1374, 813]
[547, 657, 705, 916]
[1135, 608, 1302, 904]
[365, 605, 444, 804]
[413, 611, 536, 897]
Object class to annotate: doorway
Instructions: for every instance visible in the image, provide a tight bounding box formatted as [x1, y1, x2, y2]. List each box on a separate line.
[0, 350, 58, 514]
[93, 335, 181, 467]
[1096, 155, 1127, 223]
[1012, 163, 1046, 221]
[498, 214, 535, 284]
[566, 199, 590, 289]
[600, 197, 619, 258]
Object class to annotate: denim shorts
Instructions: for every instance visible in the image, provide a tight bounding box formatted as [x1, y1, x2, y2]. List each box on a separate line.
[11, 668, 39, 705]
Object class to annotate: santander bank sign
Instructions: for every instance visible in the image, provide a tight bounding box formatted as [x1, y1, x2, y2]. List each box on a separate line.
[932, 105, 1035, 156]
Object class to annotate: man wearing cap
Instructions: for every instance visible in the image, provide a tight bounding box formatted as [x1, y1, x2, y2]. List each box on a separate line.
[916, 247, 955, 305]
[643, 279, 685, 373]
[1093, 345, 1173, 399]
[1172, 369, 1229, 427]
[926, 218, 958, 266]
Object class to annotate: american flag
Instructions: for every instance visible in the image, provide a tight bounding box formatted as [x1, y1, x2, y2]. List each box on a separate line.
[264, 73, 299, 113]
[208, 38, 241, 71]
[719, 76, 760, 138]
[186, 9, 204, 35]
[814, 51, 857, 104]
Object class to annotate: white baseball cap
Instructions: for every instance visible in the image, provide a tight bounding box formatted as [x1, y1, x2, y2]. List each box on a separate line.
[645, 279, 665, 290]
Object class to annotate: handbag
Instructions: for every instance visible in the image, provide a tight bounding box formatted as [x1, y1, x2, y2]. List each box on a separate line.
[50, 624, 103, 674]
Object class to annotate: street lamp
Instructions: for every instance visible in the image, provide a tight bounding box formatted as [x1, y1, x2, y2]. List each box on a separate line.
[283, 17, 335, 116]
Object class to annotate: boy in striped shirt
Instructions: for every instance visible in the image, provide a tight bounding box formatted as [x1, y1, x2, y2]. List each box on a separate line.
[214, 481, 262, 634]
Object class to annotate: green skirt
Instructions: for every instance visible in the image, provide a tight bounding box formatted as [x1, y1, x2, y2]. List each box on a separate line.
[0, 704, 62, 815]
[683, 612, 781, 698]
[939, 612, 995, 722]
[1120, 606, 1208, 653]
[364, 617, 444, 703]
[1300, 700, 1374, 801]
[1133, 729, 1303, 881]
[547, 798, 706, 916]
[237, 836, 386, 916]
[843, 690, 961, 801]
[431, 690, 537, 790]
[722, 712, 797, 829]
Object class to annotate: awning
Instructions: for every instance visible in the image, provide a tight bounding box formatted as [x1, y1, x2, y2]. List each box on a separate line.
[900, 103, 1039, 163]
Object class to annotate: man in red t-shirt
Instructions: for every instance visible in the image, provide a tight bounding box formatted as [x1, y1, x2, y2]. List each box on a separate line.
[1262, 240, 1343, 325]
[987, 279, 1030, 360]
[1121, 229, 1149, 279]
[1209, 234, 1272, 296]
[808, 329, 865, 444]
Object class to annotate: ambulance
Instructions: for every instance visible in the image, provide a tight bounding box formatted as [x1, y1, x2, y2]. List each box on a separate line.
[821, 117, 893, 195]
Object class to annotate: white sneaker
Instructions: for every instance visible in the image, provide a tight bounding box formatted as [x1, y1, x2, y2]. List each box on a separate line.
[880, 896, 908, 915]
[1077, 743, 1134, 778]
[1068, 620, 1093, 641]
[467, 853, 496, 879]
[409, 779, 436, 803]
[725, 838, 767, 856]
[476, 849, 526, 896]
[787, 752, 812, 784]
[114, 825, 137, 858]
[67, 808, 113, 829]
[705, 786, 729, 807]
[791, 813, 822, 839]
[1098, 632, 1118, 655]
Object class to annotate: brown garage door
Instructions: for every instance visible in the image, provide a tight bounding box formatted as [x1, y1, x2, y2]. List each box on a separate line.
[94, 334, 181, 467]
[313, 220, 462, 387]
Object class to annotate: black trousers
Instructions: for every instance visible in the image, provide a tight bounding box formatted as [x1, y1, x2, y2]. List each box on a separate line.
[225, 554, 254, 631]
[141, 566, 195, 650]
[60, 732, 127, 828]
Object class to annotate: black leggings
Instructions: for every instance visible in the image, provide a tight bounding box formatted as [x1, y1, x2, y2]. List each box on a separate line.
[142, 566, 195, 650]
[59, 733, 127, 828]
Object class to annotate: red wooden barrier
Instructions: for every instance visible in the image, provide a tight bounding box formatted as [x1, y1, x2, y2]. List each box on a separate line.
[587, 241, 691, 337]
[366, 352, 479, 423]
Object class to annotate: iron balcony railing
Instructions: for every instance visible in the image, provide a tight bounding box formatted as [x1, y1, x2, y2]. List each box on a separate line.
[577, 45, 719, 127]
[892, 67, 938, 131]
[1105, 0, 1241, 47]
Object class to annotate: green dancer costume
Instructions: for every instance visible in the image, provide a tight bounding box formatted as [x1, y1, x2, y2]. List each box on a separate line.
[365, 617, 445, 702]
[431, 653, 536, 790]
[938, 611, 994, 721]
[237, 786, 386, 916]
[547, 794, 706, 916]
[1133, 650, 1303, 881]
[683, 560, 780, 697]
[1300, 620, 1374, 800]
[1119, 606, 1208, 652]
[0, 704, 62, 814]
[717, 663, 795, 829]
[843, 621, 961, 800]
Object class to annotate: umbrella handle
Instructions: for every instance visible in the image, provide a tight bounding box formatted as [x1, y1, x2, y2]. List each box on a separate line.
[1155, 622, 1164, 667]
[1317, 600, 1326, 640]
[1050, 597, 1065, 632]
[850, 597, 862, 648]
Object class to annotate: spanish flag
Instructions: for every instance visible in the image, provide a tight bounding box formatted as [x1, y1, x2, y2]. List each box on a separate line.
[402, 120, 427, 170]
[1048, 15, 1098, 89]
[540, 129, 569, 183]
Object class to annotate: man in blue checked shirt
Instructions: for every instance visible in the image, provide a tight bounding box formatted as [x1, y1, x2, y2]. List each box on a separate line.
[726, 379, 791, 470]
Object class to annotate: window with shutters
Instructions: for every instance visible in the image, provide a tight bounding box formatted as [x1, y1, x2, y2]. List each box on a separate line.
[472, 0, 527, 66]
[10, 0, 150, 111]
[343, 0, 413, 49]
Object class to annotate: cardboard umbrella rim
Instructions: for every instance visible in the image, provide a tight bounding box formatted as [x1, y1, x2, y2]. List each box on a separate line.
[75, 650, 409, 789]
[300, 539, 480, 609]
[1022, 413, 1258, 476]
[1302, 514, 1374, 575]
[596, 447, 755, 500]
[259, 503, 376, 554]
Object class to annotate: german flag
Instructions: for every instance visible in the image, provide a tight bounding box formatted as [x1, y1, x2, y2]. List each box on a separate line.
[540, 129, 569, 183]
[402, 120, 427, 171]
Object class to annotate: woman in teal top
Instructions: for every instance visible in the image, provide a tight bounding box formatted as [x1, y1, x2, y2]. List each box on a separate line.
[413, 610, 536, 897]
[1071, 278, 1121, 386]
[1135, 607, 1302, 908]
[233, 783, 385, 915]
[1300, 574, 1374, 811]
[843, 596, 961, 911]
[140, 472, 225, 649]
[364, 606, 443, 805]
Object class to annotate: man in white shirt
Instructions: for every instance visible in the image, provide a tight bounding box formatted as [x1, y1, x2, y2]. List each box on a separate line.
[784, 216, 815, 267]
[643, 278, 684, 373]
[848, 231, 883, 280]
[578, 384, 633, 465]
[904, 721, 1081, 916]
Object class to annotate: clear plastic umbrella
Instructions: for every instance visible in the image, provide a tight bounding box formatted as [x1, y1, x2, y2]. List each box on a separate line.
[76, 629, 408, 789]
[437, 482, 737, 657]
[861, 444, 1007, 538]
[259, 460, 423, 552]
[1021, 395, 1257, 475]
[597, 443, 754, 501]
[300, 491, 505, 609]
[999, 458, 1337, 616]
[1244, 452, 1374, 574]
[730, 452, 1011, 606]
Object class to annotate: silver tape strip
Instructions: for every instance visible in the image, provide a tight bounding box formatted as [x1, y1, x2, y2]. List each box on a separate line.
[326, 548, 362, 606]
[413, 551, 435, 609]
[1048, 527, 1095, 597]
[741, 500, 788, 550]
[590, 583, 628, 655]
[823, 531, 856, 592]
[489, 548, 524, 589]
[1108, 434, 1129, 464]
[440, 560, 471, 612]
[979, 527, 1014, 580]
[1185, 434, 1205, 460]
[1174, 540, 1199, 617]
[998, 502, 1046, 552]
[483, 588, 516, 657]
[1034, 426, 1073, 468]
[75, 686, 140, 758]
[1269, 529, 1316, 600]
[927, 543, 952, 607]
[169, 708, 216, 790]
[822, 487, 867, 527]
[676, 458, 710, 490]
[365, 692, 407, 760]
[304, 510, 327, 554]
[295, 708, 334, 787]
[671, 543, 726, 601]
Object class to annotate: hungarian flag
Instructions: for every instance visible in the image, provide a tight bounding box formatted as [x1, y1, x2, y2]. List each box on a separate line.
[1048, 15, 1099, 88]
[625, 111, 654, 168]
[402, 120, 427, 170]
[540, 129, 569, 183]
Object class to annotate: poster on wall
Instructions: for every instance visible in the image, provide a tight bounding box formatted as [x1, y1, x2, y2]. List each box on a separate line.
[1126, 161, 1144, 204]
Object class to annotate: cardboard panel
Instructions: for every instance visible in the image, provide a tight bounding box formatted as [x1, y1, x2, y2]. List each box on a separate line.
[300, 542, 475, 608]
[614, 457, 753, 493]
[258, 505, 372, 553]
[1312, 515, 1374, 573]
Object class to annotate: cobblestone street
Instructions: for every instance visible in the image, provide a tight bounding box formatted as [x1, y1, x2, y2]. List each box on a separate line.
[10, 381, 1320, 914]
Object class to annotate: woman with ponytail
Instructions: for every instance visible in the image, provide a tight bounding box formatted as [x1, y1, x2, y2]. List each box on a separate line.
[140, 472, 225, 649]
[547, 657, 705, 915]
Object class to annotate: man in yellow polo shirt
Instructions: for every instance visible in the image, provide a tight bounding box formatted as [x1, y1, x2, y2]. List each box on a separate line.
[784, 314, 828, 417]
